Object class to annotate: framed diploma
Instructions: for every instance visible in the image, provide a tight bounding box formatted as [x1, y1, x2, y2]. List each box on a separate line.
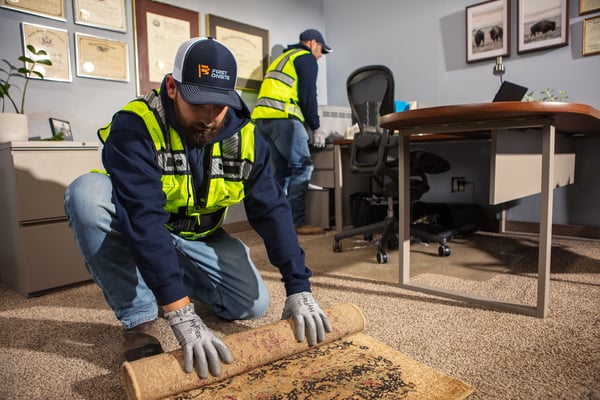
[580, 0, 600, 15]
[583, 15, 600, 56]
[133, 0, 199, 96]
[22, 23, 72, 82]
[206, 14, 269, 91]
[75, 33, 129, 82]
[1, 0, 65, 21]
[74, 0, 127, 32]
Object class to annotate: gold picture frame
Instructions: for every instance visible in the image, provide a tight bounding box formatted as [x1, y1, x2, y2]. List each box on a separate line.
[580, 0, 600, 15]
[583, 15, 600, 56]
[1, 0, 65, 21]
[75, 33, 129, 82]
[206, 14, 269, 91]
[133, 0, 199, 96]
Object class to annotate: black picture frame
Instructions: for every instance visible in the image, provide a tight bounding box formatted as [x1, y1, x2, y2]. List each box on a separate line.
[518, 0, 569, 54]
[49, 118, 73, 140]
[133, 0, 199, 96]
[206, 14, 269, 91]
[466, 0, 510, 63]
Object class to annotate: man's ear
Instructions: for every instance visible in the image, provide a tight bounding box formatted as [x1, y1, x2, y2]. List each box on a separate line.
[165, 74, 177, 99]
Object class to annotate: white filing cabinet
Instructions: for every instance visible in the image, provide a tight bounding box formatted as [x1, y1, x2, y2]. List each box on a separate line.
[0, 141, 102, 296]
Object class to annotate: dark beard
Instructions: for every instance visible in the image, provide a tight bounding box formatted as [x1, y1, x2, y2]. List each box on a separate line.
[174, 102, 224, 147]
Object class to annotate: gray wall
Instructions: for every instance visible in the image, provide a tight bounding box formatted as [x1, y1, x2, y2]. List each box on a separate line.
[1, 0, 598, 227]
[0, 0, 328, 140]
[323, 0, 600, 227]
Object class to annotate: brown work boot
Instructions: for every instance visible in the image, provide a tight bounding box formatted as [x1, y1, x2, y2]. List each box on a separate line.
[123, 320, 164, 361]
[295, 224, 324, 235]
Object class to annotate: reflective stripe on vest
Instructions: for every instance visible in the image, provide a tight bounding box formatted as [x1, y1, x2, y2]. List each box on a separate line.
[97, 89, 255, 239]
[251, 48, 308, 122]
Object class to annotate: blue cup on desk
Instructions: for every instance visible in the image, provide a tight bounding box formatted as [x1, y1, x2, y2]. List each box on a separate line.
[395, 100, 410, 112]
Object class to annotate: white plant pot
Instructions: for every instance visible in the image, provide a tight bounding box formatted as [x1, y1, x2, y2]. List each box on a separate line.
[0, 113, 29, 143]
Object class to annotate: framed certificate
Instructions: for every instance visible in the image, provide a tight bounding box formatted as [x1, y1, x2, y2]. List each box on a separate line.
[1, 0, 65, 21]
[74, 0, 127, 32]
[22, 23, 72, 82]
[75, 33, 129, 82]
[206, 14, 269, 91]
[580, 0, 600, 15]
[133, 0, 199, 96]
[583, 15, 600, 56]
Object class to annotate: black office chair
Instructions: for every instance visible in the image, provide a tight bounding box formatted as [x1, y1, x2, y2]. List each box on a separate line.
[332, 65, 453, 263]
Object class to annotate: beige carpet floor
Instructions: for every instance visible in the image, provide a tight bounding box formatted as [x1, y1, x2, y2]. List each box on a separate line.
[0, 229, 599, 399]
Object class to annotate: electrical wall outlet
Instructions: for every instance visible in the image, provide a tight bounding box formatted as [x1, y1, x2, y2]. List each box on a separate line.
[451, 177, 466, 192]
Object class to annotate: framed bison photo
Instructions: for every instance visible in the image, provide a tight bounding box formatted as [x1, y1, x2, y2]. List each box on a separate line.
[466, 0, 510, 63]
[518, 0, 569, 54]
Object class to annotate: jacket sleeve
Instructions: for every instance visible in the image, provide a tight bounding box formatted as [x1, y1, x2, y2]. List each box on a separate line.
[101, 112, 188, 306]
[294, 53, 320, 131]
[242, 133, 313, 296]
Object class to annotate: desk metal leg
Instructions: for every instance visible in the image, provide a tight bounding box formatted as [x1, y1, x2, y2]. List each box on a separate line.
[397, 120, 556, 318]
[537, 121, 555, 318]
[334, 144, 343, 232]
[398, 134, 411, 284]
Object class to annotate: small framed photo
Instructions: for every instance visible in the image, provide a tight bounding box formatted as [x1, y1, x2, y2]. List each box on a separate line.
[466, 0, 510, 63]
[580, 0, 600, 15]
[49, 118, 73, 140]
[518, 0, 569, 54]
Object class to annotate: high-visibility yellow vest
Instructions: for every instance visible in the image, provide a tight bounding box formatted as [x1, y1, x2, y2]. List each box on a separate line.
[98, 89, 255, 239]
[251, 48, 309, 122]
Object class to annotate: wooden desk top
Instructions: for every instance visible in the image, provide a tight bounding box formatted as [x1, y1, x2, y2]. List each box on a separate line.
[380, 102, 600, 134]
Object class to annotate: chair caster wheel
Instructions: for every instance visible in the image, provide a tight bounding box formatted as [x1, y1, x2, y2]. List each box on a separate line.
[377, 251, 389, 264]
[438, 245, 451, 257]
[333, 241, 342, 252]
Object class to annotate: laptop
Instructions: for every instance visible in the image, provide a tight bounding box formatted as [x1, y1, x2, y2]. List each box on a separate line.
[492, 81, 528, 102]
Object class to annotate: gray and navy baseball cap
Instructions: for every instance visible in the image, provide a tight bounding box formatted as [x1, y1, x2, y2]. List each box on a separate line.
[299, 29, 332, 54]
[172, 37, 242, 110]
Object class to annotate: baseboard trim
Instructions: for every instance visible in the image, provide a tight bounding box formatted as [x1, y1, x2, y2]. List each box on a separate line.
[505, 220, 600, 240]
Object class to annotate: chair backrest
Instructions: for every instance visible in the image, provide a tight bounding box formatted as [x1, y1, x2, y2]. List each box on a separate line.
[346, 65, 396, 177]
[347, 65, 395, 131]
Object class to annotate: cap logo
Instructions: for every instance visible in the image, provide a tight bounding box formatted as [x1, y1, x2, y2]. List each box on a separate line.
[198, 64, 210, 78]
[211, 68, 232, 82]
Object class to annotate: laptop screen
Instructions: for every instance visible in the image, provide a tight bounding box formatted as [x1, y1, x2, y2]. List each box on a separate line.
[492, 81, 528, 102]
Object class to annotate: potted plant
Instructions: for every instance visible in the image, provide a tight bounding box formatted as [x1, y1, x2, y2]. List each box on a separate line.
[0, 44, 52, 143]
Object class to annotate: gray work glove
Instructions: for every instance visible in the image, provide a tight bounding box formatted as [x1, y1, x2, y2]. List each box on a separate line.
[165, 303, 233, 378]
[311, 128, 327, 149]
[281, 291, 332, 346]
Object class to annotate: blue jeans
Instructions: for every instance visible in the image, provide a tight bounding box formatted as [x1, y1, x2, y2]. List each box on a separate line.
[254, 119, 313, 227]
[63, 173, 269, 330]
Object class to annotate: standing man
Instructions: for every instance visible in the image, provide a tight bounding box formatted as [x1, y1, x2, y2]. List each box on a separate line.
[64, 37, 331, 379]
[251, 29, 332, 235]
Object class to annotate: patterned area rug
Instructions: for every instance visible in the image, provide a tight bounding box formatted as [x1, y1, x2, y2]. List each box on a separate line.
[123, 304, 474, 400]
[175, 333, 474, 400]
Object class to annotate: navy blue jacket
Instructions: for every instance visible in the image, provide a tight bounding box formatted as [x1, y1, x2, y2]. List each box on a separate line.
[101, 78, 312, 306]
[288, 43, 320, 130]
